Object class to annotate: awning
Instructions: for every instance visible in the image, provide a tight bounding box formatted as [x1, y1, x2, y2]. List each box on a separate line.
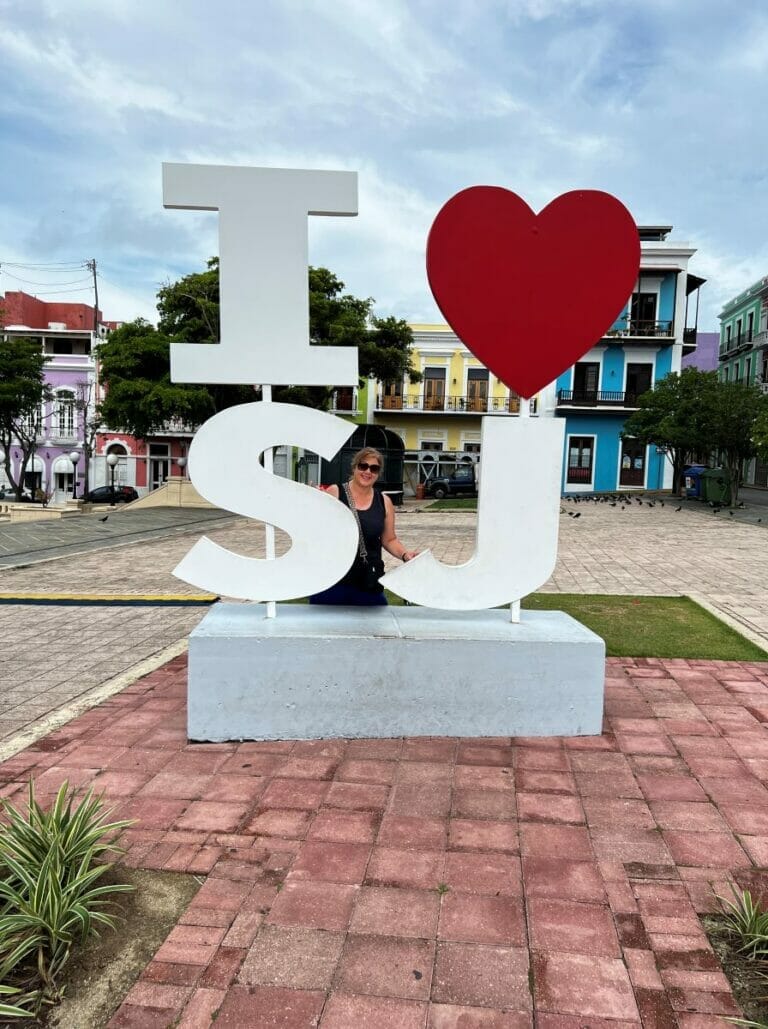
[686, 273, 706, 295]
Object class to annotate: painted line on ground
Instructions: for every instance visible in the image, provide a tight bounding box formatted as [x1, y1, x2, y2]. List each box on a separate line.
[0, 593, 218, 606]
[0, 638, 190, 764]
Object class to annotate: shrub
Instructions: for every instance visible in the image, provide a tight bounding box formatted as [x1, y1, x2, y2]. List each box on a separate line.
[720, 887, 768, 961]
[0, 780, 133, 1017]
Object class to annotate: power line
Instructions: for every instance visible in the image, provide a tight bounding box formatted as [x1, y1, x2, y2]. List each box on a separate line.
[0, 261, 89, 271]
[14, 285, 93, 296]
[0, 269, 93, 288]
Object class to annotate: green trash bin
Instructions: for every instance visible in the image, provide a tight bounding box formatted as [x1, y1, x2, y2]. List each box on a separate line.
[700, 468, 731, 504]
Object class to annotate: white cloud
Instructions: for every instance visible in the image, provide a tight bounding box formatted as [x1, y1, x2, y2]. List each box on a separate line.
[1, 0, 767, 334]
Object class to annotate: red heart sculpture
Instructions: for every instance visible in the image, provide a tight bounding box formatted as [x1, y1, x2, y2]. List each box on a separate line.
[426, 187, 640, 398]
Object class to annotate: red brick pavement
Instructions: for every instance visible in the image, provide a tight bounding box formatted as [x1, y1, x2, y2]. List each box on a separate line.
[3, 655, 768, 1026]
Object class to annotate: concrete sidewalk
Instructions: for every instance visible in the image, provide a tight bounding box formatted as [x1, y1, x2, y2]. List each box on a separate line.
[2, 500, 768, 750]
[0, 507, 235, 569]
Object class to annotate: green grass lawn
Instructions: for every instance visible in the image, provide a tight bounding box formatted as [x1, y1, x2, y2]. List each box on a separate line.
[295, 592, 766, 661]
[425, 498, 478, 510]
[522, 593, 768, 661]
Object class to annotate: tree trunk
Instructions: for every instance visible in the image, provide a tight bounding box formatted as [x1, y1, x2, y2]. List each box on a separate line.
[671, 450, 686, 495]
[82, 443, 92, 497]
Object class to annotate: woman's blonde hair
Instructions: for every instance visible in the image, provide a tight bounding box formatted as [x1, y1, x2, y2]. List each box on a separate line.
[350, 447, 384, 471]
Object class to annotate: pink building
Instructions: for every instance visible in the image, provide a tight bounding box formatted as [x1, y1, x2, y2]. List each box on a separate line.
[1, 291, 106, 502]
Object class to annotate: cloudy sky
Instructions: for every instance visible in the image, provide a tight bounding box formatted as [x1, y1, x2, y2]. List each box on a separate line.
[1, 0, 767, 332]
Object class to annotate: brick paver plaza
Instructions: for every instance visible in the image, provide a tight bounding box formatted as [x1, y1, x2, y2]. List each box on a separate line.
[2, 501, 768, 1025]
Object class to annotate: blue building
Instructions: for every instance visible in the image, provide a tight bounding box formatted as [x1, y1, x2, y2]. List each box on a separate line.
[547, 225, 704, 494]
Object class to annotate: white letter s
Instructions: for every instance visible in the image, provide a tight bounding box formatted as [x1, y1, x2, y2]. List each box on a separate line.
[173, 402, 359, 601]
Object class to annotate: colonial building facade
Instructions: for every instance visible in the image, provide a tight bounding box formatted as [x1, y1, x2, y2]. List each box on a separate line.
[362, 225, 704, 495]
[0, 291, 110, 503]
[718, 275, 768, 387]
[718, 275, 768, 487]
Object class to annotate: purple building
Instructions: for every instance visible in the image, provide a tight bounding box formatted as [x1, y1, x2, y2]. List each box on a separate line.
[682, 332, 719, 372]
[1, 291, 113, 503]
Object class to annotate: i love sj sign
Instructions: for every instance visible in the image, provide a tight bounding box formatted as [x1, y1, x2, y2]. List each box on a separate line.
[163, 164, 639, 610]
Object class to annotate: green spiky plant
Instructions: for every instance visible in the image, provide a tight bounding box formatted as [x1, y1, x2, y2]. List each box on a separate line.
[0, 984, 29, 1019]
[0, 780, 134, 1017]
[719, 887, 768, 960]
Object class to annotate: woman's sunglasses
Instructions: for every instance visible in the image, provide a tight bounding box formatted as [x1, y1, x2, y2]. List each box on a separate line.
[356, 462, 381, 473]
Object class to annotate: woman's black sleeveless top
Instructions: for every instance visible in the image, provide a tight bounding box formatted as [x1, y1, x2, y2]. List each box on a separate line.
[339, 486, 385, 586]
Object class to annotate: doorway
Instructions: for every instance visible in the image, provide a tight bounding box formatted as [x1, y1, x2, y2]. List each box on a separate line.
[573, 362, 600, 403]
[619, 439, 647, 487]
[382, 381, 403, 409]
[149, 443, 170, 491]
[630, 293, 657, 335]
[625, 363, 653, 404]
[424, 368, 446, 411]
[467, 369, 489, 412]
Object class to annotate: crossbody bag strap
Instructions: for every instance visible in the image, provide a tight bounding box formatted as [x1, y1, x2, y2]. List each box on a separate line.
[343, 483, 368, 564]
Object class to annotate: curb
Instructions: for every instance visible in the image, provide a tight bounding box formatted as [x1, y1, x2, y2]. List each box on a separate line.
[0, 638, 189, 764]
[689, 593, 768, 653]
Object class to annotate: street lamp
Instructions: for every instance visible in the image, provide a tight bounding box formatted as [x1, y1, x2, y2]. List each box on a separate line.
[175, 456, 187, 478]
[69, 450, 80, 499]
[106, 452, 119, 495]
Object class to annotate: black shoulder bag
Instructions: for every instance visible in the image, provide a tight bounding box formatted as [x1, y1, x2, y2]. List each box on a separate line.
[343, 484, 384, 593]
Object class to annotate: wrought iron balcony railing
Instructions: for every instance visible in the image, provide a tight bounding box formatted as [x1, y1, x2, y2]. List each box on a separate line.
[376, 394, 536, 414]
[606, 320, 674, 339]
[720, 332, 758, 357]
[557, 389, 643, 408]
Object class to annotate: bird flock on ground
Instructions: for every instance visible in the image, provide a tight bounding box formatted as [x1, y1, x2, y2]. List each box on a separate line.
[559, 495, 762, 523]
[561, 494, 677, 517]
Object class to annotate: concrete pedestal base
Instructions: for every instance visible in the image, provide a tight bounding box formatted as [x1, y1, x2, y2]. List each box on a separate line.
[187, 604, 605, 742]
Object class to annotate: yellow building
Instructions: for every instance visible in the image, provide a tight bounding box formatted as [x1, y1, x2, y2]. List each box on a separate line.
[367, 324, 536, 493]
[372, 324, 526, 448]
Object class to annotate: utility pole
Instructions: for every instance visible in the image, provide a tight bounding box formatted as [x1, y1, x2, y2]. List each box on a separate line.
[86, 259, 99, 331]
[84, 259, 98, 500]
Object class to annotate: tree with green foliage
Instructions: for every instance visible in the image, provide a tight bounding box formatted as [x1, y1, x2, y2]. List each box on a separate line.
[0, 335, 50, 501]
[621, 368, 719, 495]
[754, 406, 768, 465]
[623, 369, 768, 505]
[99, 260, 419, 436]
[97, 320, 218, 440]
[707, 380, 767, 505]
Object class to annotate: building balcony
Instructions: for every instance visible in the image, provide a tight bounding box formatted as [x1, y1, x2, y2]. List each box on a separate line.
[157, 418, 196, 436]
[557, 389, 642, 409]
[605, 320, 674, 340]
[329, 388, 358, 414]
[375, 394, 536, 415]
[44, 351, 93, 363]
[719, 335, 756, 360]
[753, 330, 768, 349]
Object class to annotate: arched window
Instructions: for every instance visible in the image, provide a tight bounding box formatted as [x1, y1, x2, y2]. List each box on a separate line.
[106, 443, 128, 485]
[55, 390, 75, 439]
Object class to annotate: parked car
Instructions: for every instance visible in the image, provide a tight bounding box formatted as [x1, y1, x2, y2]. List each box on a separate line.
[425, 465, 478, 500]
[84, 485, 139, 504]
[0, 487, 34, 503]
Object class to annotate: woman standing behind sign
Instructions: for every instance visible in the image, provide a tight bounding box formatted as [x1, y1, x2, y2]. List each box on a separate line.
[310, 447, 418, 606]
